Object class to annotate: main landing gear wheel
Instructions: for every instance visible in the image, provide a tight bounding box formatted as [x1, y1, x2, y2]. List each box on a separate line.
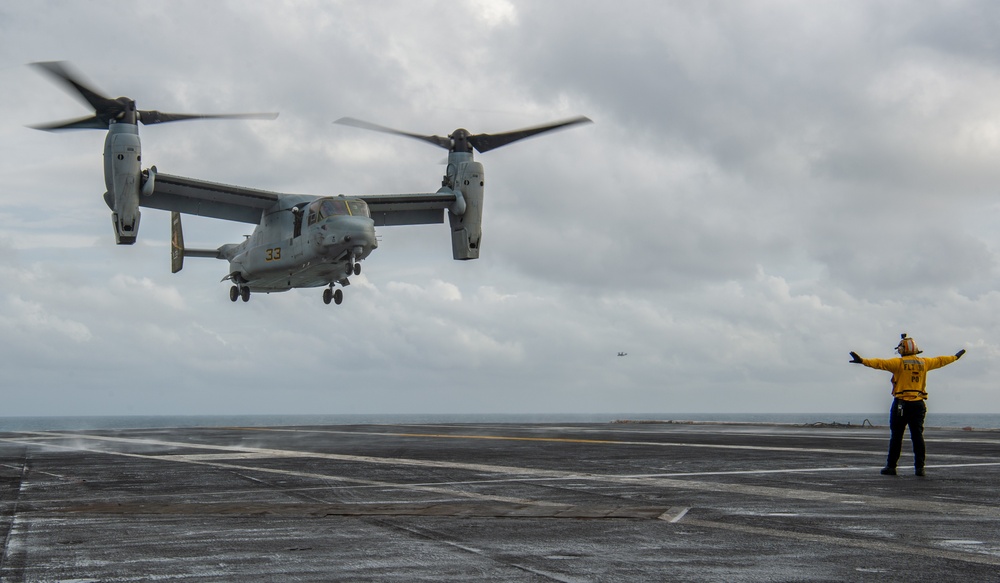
[323, 287, 344, 305]
[230, 285, 250, 302]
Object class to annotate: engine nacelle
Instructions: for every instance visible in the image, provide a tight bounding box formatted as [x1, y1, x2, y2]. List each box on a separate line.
[447, 160, 484, 260]
[103, 123, 143, 244]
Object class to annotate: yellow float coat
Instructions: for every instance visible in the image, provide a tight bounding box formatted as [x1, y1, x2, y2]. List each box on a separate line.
[859, 355, 959, 401]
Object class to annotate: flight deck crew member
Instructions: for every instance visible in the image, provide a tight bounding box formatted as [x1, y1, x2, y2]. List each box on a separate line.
[849, 334, 965, 476]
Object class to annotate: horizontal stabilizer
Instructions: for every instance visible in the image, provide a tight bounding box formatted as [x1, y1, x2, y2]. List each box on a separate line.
[184, 248, 222, 258]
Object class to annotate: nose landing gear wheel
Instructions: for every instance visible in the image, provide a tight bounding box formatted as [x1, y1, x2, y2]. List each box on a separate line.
[323, 288, 333, 305]
[353, 263, 361, 276]
[334, 288, 344, 305]
[241, 287, 250, 302]
[230, 286, 239, 302]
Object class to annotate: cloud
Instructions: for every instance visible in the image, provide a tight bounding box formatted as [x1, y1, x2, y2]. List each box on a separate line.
[1, 295, 92, 343]
[1, 1, 998, 416]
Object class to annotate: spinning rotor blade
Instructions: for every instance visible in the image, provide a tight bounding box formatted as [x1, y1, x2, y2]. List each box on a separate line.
[31, 61, 126, 130]
[467, 116, 593, 153]
[334, 115, 592, 153]
[30, 115, 113, 131]
[31, 61, 278, 130]
[138, 111, 279, 125]
[32, 61, 116, 114]
[334, 117, 452, 149]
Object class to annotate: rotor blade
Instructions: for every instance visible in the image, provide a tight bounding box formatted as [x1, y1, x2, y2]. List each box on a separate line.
[139, 111, 279, 125]
[30, 61, 116, 113]
[468, 116, 593, 153]
[334, 117, 453, 150]
[29, 115, 110, 131]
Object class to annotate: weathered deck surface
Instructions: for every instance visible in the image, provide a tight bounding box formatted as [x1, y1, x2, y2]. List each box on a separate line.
[1, 422, 998, 581]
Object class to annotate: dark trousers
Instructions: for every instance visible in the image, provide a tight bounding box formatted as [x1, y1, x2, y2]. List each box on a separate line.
[886, 398, 926, 469]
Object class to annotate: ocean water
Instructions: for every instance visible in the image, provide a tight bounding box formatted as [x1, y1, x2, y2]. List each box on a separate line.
[2, 412, 999, 432]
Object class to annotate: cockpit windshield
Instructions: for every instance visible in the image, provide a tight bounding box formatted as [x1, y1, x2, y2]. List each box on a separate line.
[318, 199, 348, 219]
[308, 197, 371, 225]
[346, 200, 370, 218]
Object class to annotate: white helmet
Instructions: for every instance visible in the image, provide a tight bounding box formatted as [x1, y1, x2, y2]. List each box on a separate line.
[896, 333, 922, 356]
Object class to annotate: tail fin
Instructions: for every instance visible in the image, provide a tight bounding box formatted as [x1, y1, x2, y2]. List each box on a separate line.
[171, 211, 185, 273]
[171, 212, 222, 272]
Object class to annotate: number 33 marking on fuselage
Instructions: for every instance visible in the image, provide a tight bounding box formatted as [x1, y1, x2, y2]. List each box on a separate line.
[265, 247, 281, 261]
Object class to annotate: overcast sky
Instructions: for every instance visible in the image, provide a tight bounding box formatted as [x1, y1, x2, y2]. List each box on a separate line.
[2, 0, 999, 418]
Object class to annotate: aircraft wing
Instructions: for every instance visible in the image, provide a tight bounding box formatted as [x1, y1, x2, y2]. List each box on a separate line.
[142, 172, 280, 224]
[143, 172, 459, 226]
[356, 192, 458, 226]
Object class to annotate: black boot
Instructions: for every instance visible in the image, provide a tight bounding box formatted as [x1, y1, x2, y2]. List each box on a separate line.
[880, 467, 897, 475]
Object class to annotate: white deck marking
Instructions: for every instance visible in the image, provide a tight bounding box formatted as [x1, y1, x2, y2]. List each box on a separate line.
[246, 427, 890, 456]
[682, 518, 1000, 566]
[6, 431, 1000, 520]
[623, 461, 1000, 478]
[254, 424, 1000, 448]
[159, 453, 289, 461]
[7, 430, 1000, 566]
[1, 435, 569, 508]
[658, 506, 690, 523]
[245, 427, 996, 461]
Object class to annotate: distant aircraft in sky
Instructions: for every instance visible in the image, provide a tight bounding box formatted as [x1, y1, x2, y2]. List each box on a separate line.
[617, 352, 628, 357]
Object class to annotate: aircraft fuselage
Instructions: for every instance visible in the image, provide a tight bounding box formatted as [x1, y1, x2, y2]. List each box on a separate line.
[222, 195, 377, 293]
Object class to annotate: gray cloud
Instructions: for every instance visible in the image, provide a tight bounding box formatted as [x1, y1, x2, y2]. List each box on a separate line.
[1, 0, 997, 417]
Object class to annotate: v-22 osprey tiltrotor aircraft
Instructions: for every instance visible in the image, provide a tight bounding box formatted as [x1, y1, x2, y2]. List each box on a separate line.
[31, 62, 591, 304]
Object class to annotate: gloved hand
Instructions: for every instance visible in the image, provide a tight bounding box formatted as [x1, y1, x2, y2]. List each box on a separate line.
[956, 349, 966, 359]
[849, 351, 863, 363]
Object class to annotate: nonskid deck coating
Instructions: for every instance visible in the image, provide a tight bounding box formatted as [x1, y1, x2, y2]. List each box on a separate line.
[1, 422, 998, 581]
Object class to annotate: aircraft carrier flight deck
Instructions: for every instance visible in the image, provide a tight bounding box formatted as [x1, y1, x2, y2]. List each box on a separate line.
[1, 421, 998, 581]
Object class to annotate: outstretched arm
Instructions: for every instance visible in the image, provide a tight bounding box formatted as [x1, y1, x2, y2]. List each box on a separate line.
[850, 353, 901, 372]
[922, 349, 967, 370]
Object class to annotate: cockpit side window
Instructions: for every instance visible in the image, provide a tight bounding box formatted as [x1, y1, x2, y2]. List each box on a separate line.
[307, 200, 323, 224]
